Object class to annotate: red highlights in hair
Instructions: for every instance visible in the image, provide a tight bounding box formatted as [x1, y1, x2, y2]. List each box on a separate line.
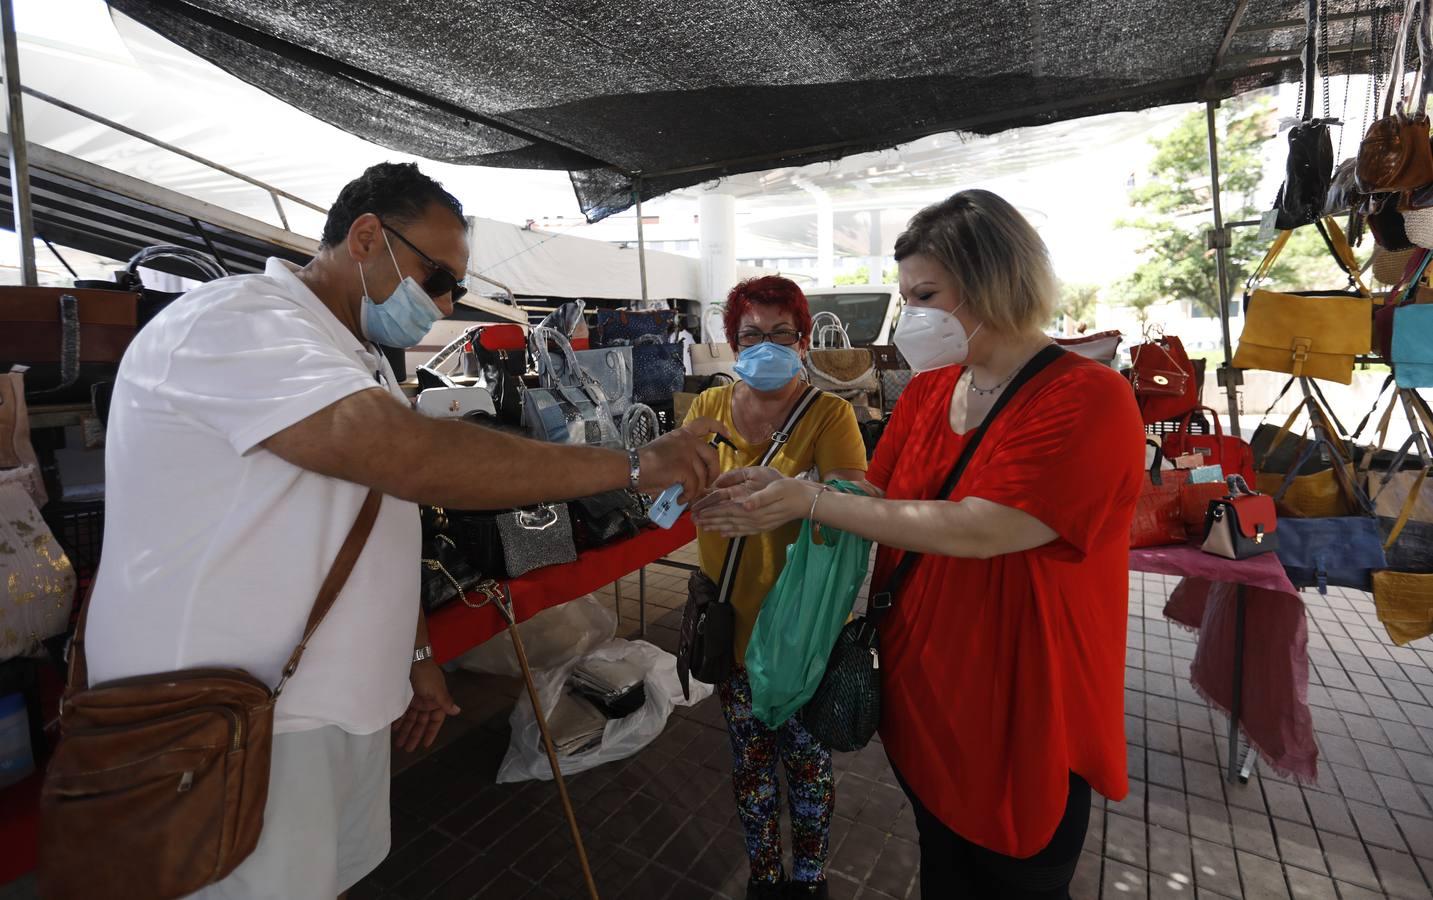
[722, 276, 812, 352]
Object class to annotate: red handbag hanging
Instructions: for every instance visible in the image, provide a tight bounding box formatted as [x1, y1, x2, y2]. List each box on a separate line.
[1161, 406, 1257, 484]
[1129, 333, 1199, 424]
[1131, 441, 1189, 548]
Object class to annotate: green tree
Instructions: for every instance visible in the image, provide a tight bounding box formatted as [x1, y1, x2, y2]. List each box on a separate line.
[1118, 95, 1362, 319]
[1055, 281, 1100, 329]
[834, 264, 898, 286]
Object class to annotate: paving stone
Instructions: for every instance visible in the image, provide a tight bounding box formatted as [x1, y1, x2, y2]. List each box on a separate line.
[1301, 789, 1358, 839]
[1102, 860, 1149, 900]
[1190, 837, 1240, 898]
[1320, 831, 1381, 890]
[1376, 773, 1433, 817]
[1235, 850, 1290, 899]
[1366, 844, 1433, 900]
[1347, 798, 1410, 853]
[1070, 853, 1102, 900]
[1105, 811, 1147, 870]
[1274, 820, 1328, 875]
[1227, 805, 1279, 860]
[1284, 865, 1338, 900]
[1262, 781, 1311, 826]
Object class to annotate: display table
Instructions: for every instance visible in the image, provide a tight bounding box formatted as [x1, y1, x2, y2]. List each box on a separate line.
[1129, 545, 1318, 785]
[429, 516, 696, 664]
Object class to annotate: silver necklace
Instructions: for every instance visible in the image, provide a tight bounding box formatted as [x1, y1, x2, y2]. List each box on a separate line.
[967, 368, 1018, 397]
[968, 341, 1056, 397]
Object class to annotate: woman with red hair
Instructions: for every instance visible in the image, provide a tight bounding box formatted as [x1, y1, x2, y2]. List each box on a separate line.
[684, 275, 868, 899]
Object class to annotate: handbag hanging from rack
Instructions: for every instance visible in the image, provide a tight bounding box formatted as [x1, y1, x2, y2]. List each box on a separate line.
[1235, 220, 1373, 384]
[1128, 331, 1198, 425]
[1275, 0, 1337, 229]
[1358, 0, 1433, 195]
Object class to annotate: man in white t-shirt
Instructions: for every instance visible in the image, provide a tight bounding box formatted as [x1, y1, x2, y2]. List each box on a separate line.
[85, 163, 723, 899]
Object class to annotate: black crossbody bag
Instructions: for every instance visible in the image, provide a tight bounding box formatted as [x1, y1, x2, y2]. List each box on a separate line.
[800, 345, 1066, 751]
[677, 385, 824, 700]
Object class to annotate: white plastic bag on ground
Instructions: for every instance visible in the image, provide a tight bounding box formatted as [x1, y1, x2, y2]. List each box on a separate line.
[455, 594, 615, 677]
[497, 638, 714, 782]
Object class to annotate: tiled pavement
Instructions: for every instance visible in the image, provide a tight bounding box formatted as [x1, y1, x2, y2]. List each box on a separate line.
[349, 551, 1433, 900]
[4, 551, 1426, 900]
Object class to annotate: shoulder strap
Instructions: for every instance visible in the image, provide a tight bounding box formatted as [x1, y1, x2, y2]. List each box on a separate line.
[714, 386, 823, 603]
[68, 488, 384, 696]
[868, 345, 1067, 625]
[276, 489, 383, 695]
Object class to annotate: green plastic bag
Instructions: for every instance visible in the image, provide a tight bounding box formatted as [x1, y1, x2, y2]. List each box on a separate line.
[745, 480, 873, 729]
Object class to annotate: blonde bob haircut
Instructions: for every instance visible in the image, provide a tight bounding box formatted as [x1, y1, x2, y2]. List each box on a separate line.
[893, 189, 1057, 335]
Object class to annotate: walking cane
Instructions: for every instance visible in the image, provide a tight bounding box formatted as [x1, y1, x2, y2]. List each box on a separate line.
[480, 582, 601, 900]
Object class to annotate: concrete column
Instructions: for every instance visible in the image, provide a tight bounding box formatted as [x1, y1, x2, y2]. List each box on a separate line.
[698, 192, 736, 341]
[796, 179, 834, 287]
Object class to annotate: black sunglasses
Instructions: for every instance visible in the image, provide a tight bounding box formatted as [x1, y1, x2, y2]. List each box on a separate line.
[382, 223, 468, 303]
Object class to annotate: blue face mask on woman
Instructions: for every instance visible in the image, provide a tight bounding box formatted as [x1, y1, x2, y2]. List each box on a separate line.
[733, 341, 805, 392]
[357, 230, 444, 348]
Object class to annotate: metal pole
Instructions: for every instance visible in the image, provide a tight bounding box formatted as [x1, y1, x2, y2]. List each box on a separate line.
[1226, 586, 1247, 784]
[1205, 100, 1242, 437]
[1, 0, 36, 286]
[633, 179, 650, 305]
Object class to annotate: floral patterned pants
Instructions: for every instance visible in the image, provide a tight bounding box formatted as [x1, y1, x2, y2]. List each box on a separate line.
[718, 669, 835, 884]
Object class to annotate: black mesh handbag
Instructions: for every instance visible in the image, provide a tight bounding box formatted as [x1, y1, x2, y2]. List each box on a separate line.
[799, 345, 1067, 752]
[798, 618, 882, 752]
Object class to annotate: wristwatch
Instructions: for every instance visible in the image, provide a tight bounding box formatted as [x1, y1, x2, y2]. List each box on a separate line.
[413, 644, 433, 664]
[627, 447, 642, 491]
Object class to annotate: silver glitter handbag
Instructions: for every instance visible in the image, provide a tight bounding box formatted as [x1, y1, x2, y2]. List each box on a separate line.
[495, 503, 577, 577]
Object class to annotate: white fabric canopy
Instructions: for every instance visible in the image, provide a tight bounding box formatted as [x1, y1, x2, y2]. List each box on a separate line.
[468, 216, 767, 302]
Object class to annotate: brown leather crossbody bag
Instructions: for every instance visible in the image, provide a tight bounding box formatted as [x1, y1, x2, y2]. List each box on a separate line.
[39, 490, 383, 900]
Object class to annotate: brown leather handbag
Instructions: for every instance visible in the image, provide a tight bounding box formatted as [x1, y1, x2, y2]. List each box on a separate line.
[39, 490, 382, 900]
[1357, 0, 1433, 193]
[0, 286, 138, 404]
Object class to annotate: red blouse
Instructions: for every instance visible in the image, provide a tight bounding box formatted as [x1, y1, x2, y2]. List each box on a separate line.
[867, 353, 1144, 858]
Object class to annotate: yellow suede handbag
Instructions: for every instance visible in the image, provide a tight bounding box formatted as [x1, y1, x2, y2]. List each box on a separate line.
[1235, 220, 1373, 384]
[1373, 571, 1433, 645]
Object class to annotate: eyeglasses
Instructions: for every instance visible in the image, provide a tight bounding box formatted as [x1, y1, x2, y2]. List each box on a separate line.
[736, 328, 802, 347]
[382, 223, 468, 303]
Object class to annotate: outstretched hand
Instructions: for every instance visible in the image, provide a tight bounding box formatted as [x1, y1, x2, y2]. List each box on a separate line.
[691, 474, 818, 537]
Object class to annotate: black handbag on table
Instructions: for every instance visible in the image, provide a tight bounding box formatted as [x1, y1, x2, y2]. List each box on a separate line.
[799, 345, 1067, 752]
[676, 385, 825, 700]
[569, 490, 649, 550]
[419, 507, 487, 611]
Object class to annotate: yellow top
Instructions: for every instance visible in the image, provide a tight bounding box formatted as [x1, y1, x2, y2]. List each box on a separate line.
[683, 385, 868, 664]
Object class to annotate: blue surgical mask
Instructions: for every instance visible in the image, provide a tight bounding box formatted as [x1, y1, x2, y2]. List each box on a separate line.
[358, 231, 444, 348]
[733, 341, 805, 392]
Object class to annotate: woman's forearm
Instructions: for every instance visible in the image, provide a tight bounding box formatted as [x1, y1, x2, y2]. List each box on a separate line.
[812, 489, 1001, 558]
[810, 482, 1057, 559]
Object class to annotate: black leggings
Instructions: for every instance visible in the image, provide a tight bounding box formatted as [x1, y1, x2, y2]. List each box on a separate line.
[892, 765, 1092, 899]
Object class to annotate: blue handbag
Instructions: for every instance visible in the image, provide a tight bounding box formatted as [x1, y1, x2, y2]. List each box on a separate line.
[1275, 448, 1388, 592]
[523, 327, 622, 449]
[592, 308, 674, 347]
[1391, 305, 1433, 388]
[631, 334, 685, 405]
[1277, 517, 1389, 593]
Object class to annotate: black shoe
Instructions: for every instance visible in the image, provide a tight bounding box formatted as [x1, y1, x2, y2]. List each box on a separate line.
[785, 880, 829, 899]
[746, 877, 787, 900]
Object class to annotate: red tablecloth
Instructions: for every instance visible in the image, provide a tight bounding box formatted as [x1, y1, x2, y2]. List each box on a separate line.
[1129, 544, 1317, 783]
[429, 516, 696, 664]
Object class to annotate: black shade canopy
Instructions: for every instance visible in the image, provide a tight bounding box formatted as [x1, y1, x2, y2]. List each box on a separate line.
[109, 0, 1407, 221]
